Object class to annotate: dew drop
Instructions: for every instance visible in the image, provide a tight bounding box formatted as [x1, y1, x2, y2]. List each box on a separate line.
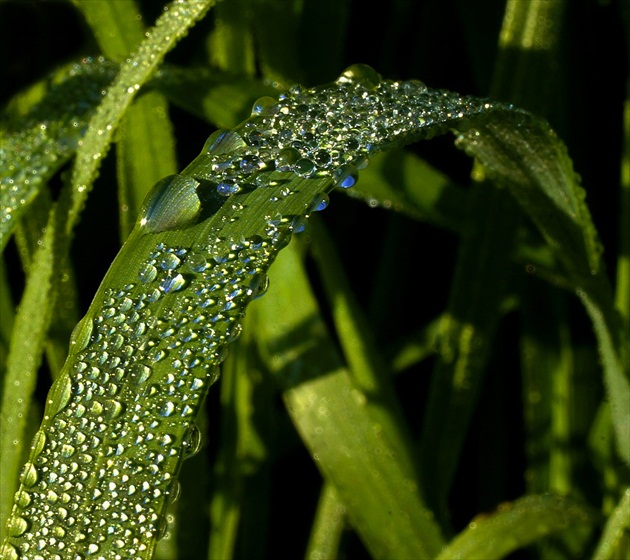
[309, 193, 329, 212]
[6, 515, 29, 537]
[19, 462, 38, 488]
[182, 424, 202, 458]
[161, 273, 186, 293]
[14, 489, 31, 508]
[0, 543, 19, 560]
[69, 316, 94, 353]
[158, 252, 181, 271]
[251, 96, 278, 116]
[275, 147, 301, 171]
[294, 158, 316, 177]
[203, 129, 247, 156]
[216, 180, 240, 196]
[48, 375, 73, 416]
[102, 399, 124, 419]
[337, 63, 382, 89]
[158, 401, 175, 417]
[131, 364, 153, 385]
[31, 430, 46, 458]
[138, 263, 158, 284]
[139, 174, 201, 233]
[333, 163, 359, 188]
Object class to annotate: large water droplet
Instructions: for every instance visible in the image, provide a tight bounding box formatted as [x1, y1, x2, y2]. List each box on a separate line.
[6, 515, 29, 537]
[139, 174, 201, 233]
[69, 316, 94, 353]
[337, 63, 382, 89]
[251, 96, 278, 117]
[19, 462, 38, 488]
[203, 129, 247, 156]
[0, 543, 19, 560]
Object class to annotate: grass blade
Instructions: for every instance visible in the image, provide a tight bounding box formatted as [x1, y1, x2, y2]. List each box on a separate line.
[68, 0, 216, 232]
[0, 204, 60, 543]
[0, 61, 115, 250]
[254, 242, 445, 558]
[436, 494, 593, 560]
[593, 488, 630, 560]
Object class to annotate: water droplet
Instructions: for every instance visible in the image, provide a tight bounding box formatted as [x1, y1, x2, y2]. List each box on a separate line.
[333, 163, 359, 188]
[131, 364, 153, 385]
[240, 154, 265, 173]
[6, 515, 29, 537]
[20, 462, 38, 488]
[293, 158, 316, 177]
[203, 129, 247, 156]
[158, 252, 181, 270]
[337, 63, 382, 89]
[138, 263, 158, 284]
[182, 424, 202, 458]
[160, 273, 186, 293]
[275, 147, 301, 171]
[251, 96, 278, 116]
[158, 401, 175, 417]
[309, 193, 329, 212]
[69, 316, 94, 353]
[0, 543, 19, 560]
[31, 430, 46, 458]
[48, 375, 73, 416]
[217, 180, 240, 196]
[139, 174, 201, 233]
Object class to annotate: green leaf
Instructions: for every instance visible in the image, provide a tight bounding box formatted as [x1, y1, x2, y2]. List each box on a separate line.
[253, 242, 445, 559]
[0, 204, 60, 543]
[436, 494, 593, 560]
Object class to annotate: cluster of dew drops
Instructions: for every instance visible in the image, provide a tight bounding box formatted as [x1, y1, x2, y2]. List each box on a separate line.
[0, 64, 497, 560]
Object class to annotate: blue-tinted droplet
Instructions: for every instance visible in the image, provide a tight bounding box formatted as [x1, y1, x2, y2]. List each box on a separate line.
[333, 164, 359, 188]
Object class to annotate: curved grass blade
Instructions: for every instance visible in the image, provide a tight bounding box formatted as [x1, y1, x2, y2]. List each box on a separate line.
[436, 494, 593, 560]
[73, 0, 179, 240]
[0, 202, 63, 543]
[456, 115, 630, 465]
[68, 0, 216, 233]
[0, 59, 115, 251]
[1, 64, 616, 557]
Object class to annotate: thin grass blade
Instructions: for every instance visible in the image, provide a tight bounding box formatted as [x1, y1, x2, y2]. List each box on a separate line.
[436, 494, 593, 560]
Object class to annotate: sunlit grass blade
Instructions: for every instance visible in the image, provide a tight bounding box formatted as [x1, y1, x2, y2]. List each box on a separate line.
[305, 482, 347, 560]
[73, 0, 179, 241]
[72, 0, 145, 60]
[207, 0, 256, 75]
[593, 488, 630, 560]
[348, 149, 467, 232]
[419, 181, 519, 517]
[154, 66, 278, 128]
[0, 204, 60, 543]
[309, 216, 419, 467]
[617, 93, 629, 331]
[2, 61, 616, 558]
[68, 0, 216, 232]
[436, 494, 593, 560]
[253, 242, 445, 559]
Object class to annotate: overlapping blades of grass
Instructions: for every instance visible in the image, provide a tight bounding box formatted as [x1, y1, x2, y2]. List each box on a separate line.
[253, 242, 445, 559]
